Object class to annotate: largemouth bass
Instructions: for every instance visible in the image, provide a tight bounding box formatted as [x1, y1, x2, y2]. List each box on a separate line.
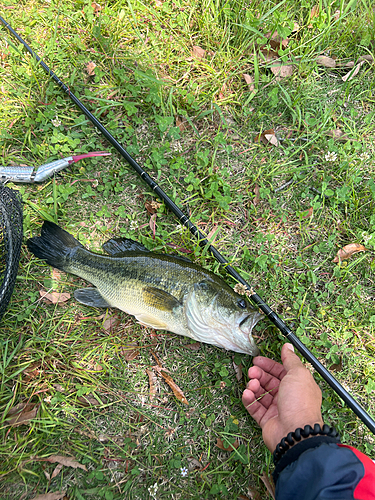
[27, 221, 262, 355]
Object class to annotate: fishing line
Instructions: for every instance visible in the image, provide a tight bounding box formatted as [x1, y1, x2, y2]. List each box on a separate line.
[1, 16, 374, 434]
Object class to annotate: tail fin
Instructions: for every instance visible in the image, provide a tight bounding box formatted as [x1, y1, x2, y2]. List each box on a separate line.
[27, 221, 83, 271]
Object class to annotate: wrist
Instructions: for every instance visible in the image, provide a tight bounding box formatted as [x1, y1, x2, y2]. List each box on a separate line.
[273, 423, 340, 464]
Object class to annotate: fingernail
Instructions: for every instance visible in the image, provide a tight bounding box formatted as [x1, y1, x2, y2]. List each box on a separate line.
[285, 343, 295, 352]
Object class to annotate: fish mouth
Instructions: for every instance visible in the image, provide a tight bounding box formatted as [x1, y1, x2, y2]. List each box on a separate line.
[239, 311, 264, 333]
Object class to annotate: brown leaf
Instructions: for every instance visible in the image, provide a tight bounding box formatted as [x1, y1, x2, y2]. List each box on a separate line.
[91, 2, 102, 14]
[302, 207, 313, 219]
[253, 184, 260, 206]
[326, 129, 350, 142]
[51, 464, 64, 479]
[146, 368, 157, 401]
[40, 455, 87, 471]
[102, 313, 120, 332]
[359, 54, 374, 64]
[149, 213, 157, 238]
[176, 116, 188, 132]
[184, 342, 201, 351]
[216, 437, 239, 452]
[342, 60, 365, 82]
[187, 457, 202, 470]
[246, 487, 262, 500]
[6, 403, 40, 427]
[159, 370, 188, 405]
[259, 48, 278, 63]
[85, 61, 97, 76]
[260, 472, 275, 499]
[265, 31, 289, 50]
[145, 200, 161, 215]
[255, 129, 279, 147]
[40, 290, 71, 305]
[122, 342, 139, 361]
[332, 243, 366, 263]
[30, 493, 66, 500]
[310, 4, 320, 18]
[232, 361, 243, 382]
[77, 395, 102, 406]
[316, 55, 336, 68]
[270, 63, 294, 79]
[192, 46, 205, 59]
[333, 9, 341, 21]
[243, 73, 255, 92]
[238, 496, 251, 500]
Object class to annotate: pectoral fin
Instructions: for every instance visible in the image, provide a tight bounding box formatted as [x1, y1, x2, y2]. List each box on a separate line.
[142, 286, 181, 312]
[74, 288, 111, 308]
[102, 237, 150, 256]
[135, 313, 168, 329]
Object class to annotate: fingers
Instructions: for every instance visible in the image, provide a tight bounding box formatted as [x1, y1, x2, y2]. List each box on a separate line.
[242, 387, 268, 424]
[253, 356, 286, 380]
[280, 343, 305, 372]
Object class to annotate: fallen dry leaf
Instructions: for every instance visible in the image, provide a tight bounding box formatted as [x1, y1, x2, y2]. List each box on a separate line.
[149, 213, 157, 238]
[77, 395, 102, 406]
[246, 487, 262, 500]
[91, 2, 101, 14]
[159, 370, 188, 405]
[270, 63, 294, 79]
[232, 361, 243, 382]
[51, 463, 64, 480]
[260, 472, 275, 499]
[333, 9, 341, 21]
[192, 46, 205, 59]
[216, 437, 239, 452]
[122, 342, 139, 361]
[85, 61, 97, 76]
[326, 129, 350, 142]
[255, 129, 279, 147]
[342, 60, 365, 82]
[259, 47, 278, 63]
[176, 115, 188, 132]
[359, 54, 374, 64]
[302, 207, 314, 219]
[145, 200, 161, 215]
[146, 368, 157, 401]
[253, 184, 260, 206]
[102, 313, 120, 332]
[30, 492, 66, 500]
[40, 290, 71, 305]
[317, 55, 336, 68]
[184, 342, 201, 350]
[332, 243, 366, 262]
[308, 4, 320, 27]
[243, 73, 255, 92]
[265, 31, 289, 51]
[40, 455, 87, 471]
[6, 403, 40, 427]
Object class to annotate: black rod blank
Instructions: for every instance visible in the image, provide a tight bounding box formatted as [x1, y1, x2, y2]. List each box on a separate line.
[1, 15, 374, 435]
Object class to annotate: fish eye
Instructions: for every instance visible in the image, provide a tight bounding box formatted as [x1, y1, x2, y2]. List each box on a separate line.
[237, 299, 247, 309]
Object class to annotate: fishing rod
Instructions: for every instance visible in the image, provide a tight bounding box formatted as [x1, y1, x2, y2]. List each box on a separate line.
[1, 16, 374, 435]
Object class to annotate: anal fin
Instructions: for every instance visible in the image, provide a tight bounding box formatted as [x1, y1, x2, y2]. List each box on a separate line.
[74, 288, 111, 308]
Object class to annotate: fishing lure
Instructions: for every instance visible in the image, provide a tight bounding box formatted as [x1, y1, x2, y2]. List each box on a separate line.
[0, 152, 111, 183]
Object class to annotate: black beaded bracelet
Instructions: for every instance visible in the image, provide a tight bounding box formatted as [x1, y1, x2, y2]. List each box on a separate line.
[273, 424, 340, 465]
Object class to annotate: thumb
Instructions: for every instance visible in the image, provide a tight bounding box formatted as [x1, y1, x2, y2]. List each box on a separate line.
[281, 343, 304, 372]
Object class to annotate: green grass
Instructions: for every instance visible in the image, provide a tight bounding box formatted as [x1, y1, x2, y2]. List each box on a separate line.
[0, 0, 375, 498]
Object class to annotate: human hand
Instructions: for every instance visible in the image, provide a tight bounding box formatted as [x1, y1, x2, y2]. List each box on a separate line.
[242, 343, 323, 452]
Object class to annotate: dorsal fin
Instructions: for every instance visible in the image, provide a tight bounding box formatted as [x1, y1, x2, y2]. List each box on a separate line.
[102, 237, 150, 256]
